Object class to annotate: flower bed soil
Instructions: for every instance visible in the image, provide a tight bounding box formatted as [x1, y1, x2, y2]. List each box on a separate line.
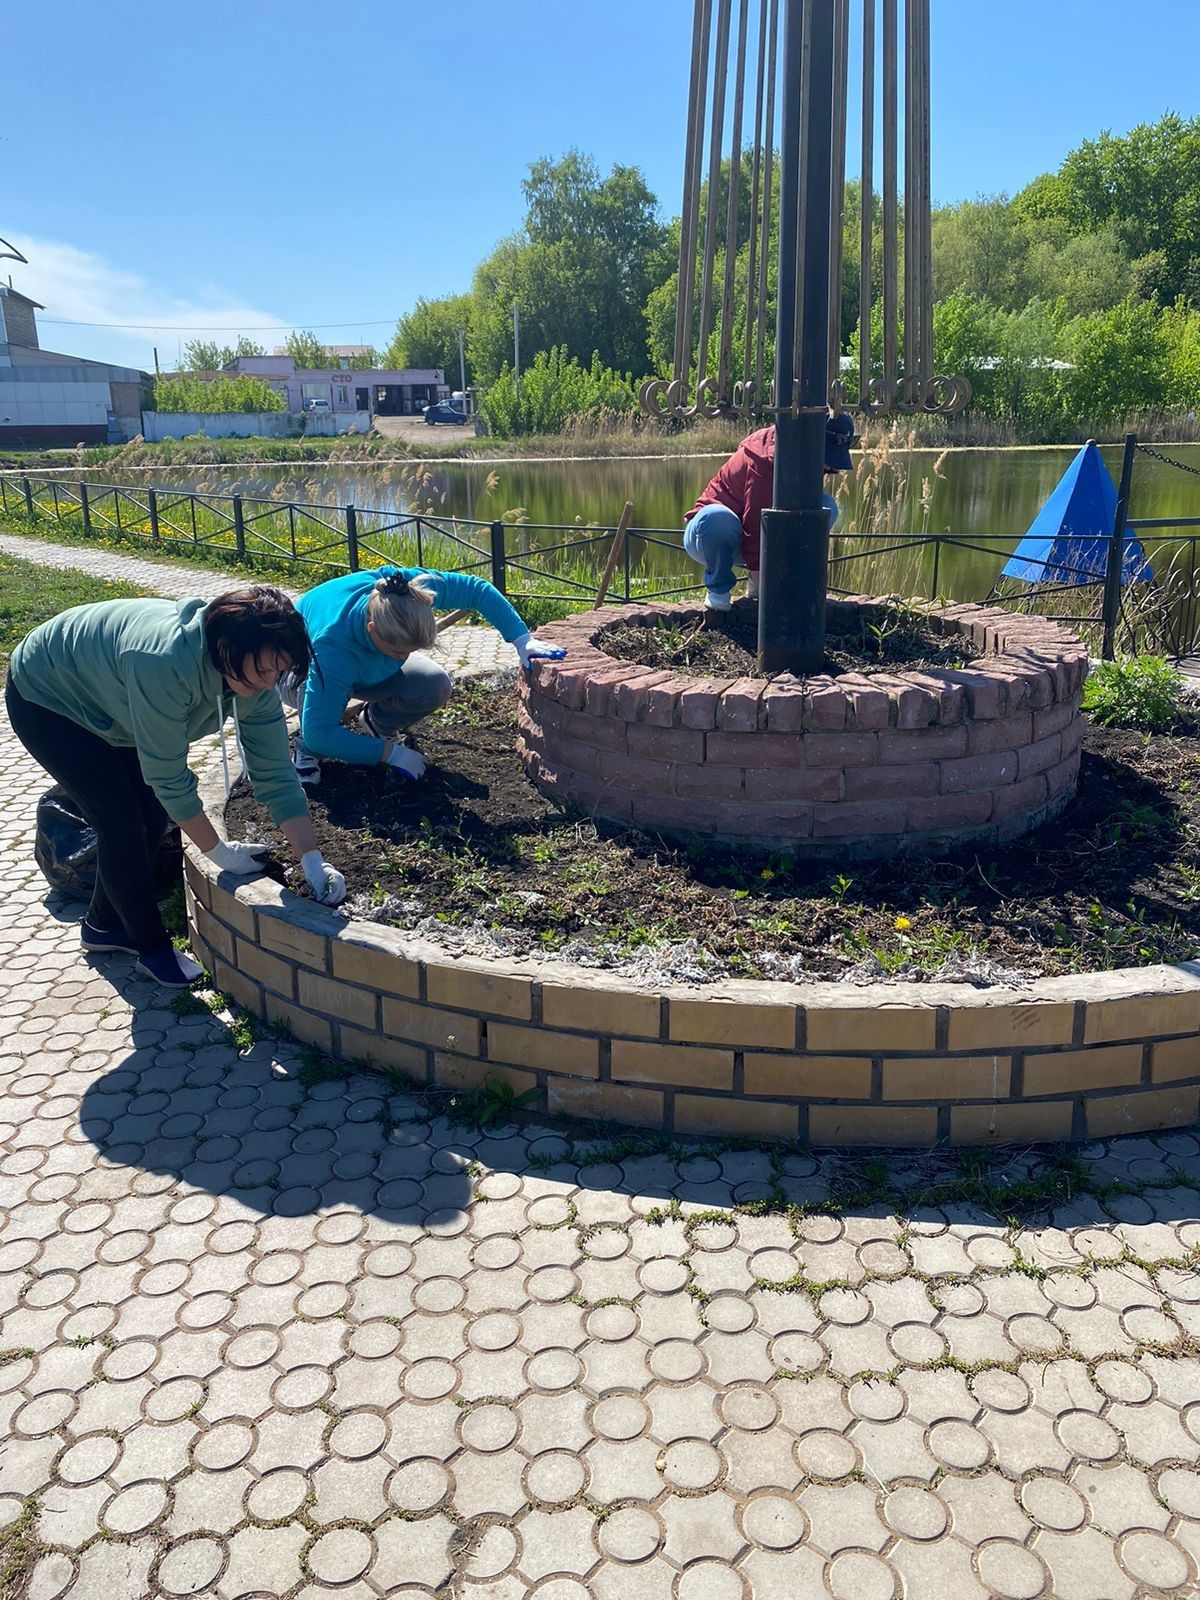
[226, 681, 1200, 986]
[602, 600, 981, 679]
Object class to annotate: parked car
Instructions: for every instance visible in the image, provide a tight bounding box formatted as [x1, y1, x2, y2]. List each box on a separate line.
[304, 398, 331, 413]
[422, 399, 468, 426]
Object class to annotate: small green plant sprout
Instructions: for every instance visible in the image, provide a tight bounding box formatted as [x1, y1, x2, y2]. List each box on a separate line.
[830, 872, 854, 900]
[1083, 655, 1185, 733]
[451, 1075, 539, 1130]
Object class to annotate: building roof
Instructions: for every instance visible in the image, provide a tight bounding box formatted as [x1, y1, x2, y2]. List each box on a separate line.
[229, 355, 443, 382]
[0, 284, 44, 311]
[4, 343, 147, 382]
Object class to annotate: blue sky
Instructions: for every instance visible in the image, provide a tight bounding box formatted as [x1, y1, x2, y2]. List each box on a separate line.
[5, 0, 1199, 371]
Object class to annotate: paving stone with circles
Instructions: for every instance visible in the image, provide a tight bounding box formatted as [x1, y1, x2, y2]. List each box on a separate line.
[0, 622, 1195, 1600]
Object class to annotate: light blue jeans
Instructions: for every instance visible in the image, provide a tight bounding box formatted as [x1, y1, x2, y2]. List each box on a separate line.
[684, 494, 840, 595]
[281, 654, 453, 758]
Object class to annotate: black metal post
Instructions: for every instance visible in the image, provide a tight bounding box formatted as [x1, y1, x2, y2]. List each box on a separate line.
[345, 503, 359, 571]
[148, 488, 160, 545]
[490, 521, 507, 594]
[79, 482, 91, 539]
[1101, 433, 1136, 660]
[759, 0, 836, 675]
[232, 495, 246, 562]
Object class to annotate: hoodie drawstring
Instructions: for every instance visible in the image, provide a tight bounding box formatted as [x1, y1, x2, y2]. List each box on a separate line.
[218, 694, 231, 800]
[216, 694, 250, 801]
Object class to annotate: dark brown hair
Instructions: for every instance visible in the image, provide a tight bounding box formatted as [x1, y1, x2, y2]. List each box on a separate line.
[204, 586, 314, 685]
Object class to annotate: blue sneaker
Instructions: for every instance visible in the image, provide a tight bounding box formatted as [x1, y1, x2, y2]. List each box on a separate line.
[81, 919, 139, 955]
[134, 943, 205, 989]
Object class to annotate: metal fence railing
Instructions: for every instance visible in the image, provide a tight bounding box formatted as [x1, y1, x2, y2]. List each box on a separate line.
[3, 462, 1199, 657]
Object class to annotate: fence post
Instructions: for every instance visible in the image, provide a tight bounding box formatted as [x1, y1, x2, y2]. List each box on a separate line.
[490, 521, 507, 594]
[232, 494, 246, 562]
[1102, 433, 1136, 660]
[147, 488, 160, 546]
[22, 476, 34, 521]
[345, 503, 359, 571]
[79, 481, 91, 538]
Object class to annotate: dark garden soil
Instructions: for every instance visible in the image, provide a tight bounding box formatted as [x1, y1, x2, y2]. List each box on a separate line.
[601, 600, 981, 679]
[227, 681, 1200, 987]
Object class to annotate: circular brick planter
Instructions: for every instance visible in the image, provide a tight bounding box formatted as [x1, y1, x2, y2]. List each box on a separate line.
[184, 848, 1200, 1151]
[516, 597, 1088, 857]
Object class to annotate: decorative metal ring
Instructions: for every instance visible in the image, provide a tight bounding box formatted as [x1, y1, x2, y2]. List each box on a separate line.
[684, 378, 722, 419]
[638, 378, 673, 420]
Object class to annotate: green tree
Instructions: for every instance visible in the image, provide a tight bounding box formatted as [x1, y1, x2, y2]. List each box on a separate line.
[931, 197, 1030, 309]
[480, 346, 637, 438]
[1060, 297, 1168, 420]
[1024, 221, 1133, 320]
[284, 330, 329, 368]
[153, 373, 284, 413]
[469, 151, 670, 383]
[384, 294, 472, 383]
[1162, 300, 1200, 408]
[932, 290, 997, 379]
[181, 336, 264, 371]
[1015, 113, 1200, 305]
[986, 300, 1064, 426]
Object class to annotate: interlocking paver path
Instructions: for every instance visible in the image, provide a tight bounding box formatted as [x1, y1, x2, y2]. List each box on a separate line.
[1, 531, 1200, 1597]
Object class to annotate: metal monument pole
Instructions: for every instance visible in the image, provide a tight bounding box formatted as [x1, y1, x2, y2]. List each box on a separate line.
[641, 0, 968, 673]
[758, 0, 835, 673]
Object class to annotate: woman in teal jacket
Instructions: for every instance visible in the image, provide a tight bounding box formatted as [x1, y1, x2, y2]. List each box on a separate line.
[7, 586, 346, 988]
[284, 566, 566, 784]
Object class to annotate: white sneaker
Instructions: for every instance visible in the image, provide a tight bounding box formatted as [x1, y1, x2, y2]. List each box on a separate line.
[704, 588, 733, 612]
[354, 705, 384, 739]
[293, 747, 321, 787]
[745, 572, 760, 600]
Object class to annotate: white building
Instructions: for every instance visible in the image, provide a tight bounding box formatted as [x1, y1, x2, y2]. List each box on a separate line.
[0, 285, 148, 448]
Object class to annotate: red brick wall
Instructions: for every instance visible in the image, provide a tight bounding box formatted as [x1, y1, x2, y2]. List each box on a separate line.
[517, 599, 1088, 857]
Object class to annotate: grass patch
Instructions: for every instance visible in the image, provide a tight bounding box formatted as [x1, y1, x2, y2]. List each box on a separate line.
[0, 1497, 40, 1600]
[0, 551, 149, 671]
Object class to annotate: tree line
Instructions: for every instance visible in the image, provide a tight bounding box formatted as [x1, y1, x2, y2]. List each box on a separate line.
[385, 114, 1200, 438]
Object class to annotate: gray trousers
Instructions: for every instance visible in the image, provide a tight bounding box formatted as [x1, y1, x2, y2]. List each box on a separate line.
[282, 654, 453, 757]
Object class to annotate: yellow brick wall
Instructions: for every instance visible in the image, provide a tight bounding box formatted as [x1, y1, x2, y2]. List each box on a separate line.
[186, 854, 1200, 1152]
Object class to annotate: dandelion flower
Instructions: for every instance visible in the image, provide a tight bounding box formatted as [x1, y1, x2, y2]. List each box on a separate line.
[894, 915, 912, 931]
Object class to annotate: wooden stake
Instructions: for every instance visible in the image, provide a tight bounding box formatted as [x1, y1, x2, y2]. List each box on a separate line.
[594, 501, 636, 606]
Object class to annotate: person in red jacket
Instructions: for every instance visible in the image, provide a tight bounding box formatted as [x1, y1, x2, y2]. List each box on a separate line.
[683, 411, 855, 610]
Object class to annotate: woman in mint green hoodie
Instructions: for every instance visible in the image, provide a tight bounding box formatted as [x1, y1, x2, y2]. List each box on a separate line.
[7, 585, 346, 988]
[283, 565, 566, 785]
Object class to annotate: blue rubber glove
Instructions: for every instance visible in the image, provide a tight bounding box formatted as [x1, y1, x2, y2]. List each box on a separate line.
[513, 631, 569, 671]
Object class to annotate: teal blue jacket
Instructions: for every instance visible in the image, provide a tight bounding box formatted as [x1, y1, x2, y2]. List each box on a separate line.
[296, 565, 525, 764]
[10, 596, 308, 825]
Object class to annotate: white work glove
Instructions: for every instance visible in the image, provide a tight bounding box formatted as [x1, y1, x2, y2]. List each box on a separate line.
[301, 850, 346, 906]
[385, 743, 427, 781]
[513, 631, 568, 671]
[207, 839, 270, 875]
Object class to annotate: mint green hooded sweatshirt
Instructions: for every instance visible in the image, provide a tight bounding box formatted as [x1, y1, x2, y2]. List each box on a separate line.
[10, 596, 308, 826]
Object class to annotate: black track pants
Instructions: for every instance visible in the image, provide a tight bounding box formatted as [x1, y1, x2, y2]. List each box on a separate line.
[6, 676, 173, 951]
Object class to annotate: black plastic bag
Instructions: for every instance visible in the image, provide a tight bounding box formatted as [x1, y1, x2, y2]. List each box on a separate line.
[33, 786, 183, 900]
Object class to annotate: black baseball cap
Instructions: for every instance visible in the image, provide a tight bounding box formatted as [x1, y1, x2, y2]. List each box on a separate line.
[825, 410, 855, 472]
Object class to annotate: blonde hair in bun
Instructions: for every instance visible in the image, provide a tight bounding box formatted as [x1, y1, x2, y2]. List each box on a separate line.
[366, 570, 437, 653]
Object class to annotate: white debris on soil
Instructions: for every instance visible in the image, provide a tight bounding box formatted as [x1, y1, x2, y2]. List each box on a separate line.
[342, 893, 425, 924]
[334, 901, 1033, 989]
[757, 952, 820, 985]
[594, 939, 721, 988]
[833, 951, 1037, 988]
